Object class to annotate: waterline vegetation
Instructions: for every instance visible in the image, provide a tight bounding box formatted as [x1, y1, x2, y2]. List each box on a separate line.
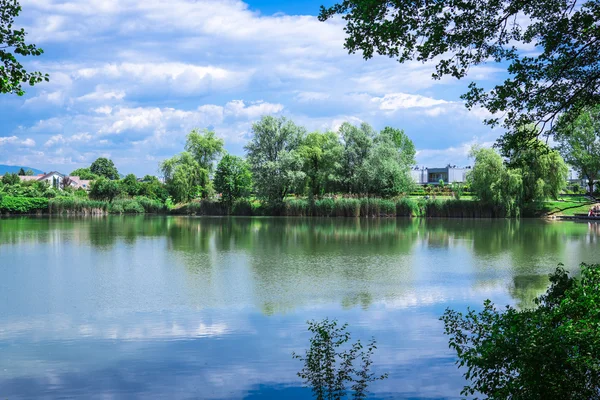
[0, 115, 589, 218]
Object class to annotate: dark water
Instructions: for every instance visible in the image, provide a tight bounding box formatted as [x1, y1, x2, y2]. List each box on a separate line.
[1, 216, 599, 399]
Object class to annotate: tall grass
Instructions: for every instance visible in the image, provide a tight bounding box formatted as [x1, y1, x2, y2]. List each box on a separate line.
[49, 197, 108, 215]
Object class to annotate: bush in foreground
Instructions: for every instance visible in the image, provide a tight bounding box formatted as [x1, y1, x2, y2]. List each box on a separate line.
[441, 263, 600, 399]
[293, 318, 387, 400]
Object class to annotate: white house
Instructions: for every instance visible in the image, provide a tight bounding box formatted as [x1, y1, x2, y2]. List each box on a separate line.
[18, 172, 91, 190]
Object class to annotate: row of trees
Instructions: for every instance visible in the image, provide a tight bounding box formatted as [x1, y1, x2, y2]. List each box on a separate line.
[160, 116, 417, 205]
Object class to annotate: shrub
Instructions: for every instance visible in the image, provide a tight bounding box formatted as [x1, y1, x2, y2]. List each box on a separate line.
[0, 196, 48, 213]
[135, 196, 166, 213]
[293, 318, 388, 400]
[442, 264, 600, 399]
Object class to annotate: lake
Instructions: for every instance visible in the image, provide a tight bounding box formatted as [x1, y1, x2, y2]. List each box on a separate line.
[1, 216, 599, 399]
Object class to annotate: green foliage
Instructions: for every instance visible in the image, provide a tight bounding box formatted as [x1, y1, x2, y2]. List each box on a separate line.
[2, 172, 20, 185]
[90, 158, 119, 180]
[509, 139, 568, 203]
[339, 122, 374, 193]
[284, 198, 311, 216]
[69, 167, 98, 180]
[359, 129, 415, 197]
[314, 198, 335, 217]
[184, 128, 224, 173]
[0, 196, 47, 213]
[0, 0, 48, 95]
[89, 177, 121, 201]
[161, 152, 209, 203]
[555, 105, 600, 194]
[110, 199, 145, 214]
[231, 198, 253, 216]
[134, 196, 166, 213]
[468, 146, 522, 217]
[332, 198, 361, 217]
[299, 130, 344, 198]
[442, 263, 600, 399]
[293, 318, 387, 400]
[395, 198, 419, 217]
[320, 0, 600, 154]
[48, 197, 108, 214]
[17, 167, 33, 176]
[120, 174, 140, 196]
[245, 116, 306, 203]
[138, 178, 169, 202]
[451, 182, 464, 200]
[214, 154, 253, 207]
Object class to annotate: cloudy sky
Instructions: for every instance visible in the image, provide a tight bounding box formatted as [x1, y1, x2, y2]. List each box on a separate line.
[0, 0, 506, 176]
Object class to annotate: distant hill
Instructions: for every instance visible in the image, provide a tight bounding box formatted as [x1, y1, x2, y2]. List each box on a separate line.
[0, 165, 44, 175]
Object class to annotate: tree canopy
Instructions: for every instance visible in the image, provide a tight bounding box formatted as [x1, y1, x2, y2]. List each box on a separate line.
[214, 154, 253, 207]
[184, 129, 224, 173]
[69, 167, 99, 180]
[555, 105, 600, 193]
[442, 263, 600, 399]
[90, 158, 120, 180]
[245, 116, 306, 203]
[1, 0, 48, 95]
[319, 0, 600, 153]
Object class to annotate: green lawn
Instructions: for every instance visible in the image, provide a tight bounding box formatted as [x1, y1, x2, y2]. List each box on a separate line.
[538, 195, 596, 216]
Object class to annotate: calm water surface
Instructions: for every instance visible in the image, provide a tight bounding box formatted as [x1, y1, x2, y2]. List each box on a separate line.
[1, 216, 599, 399]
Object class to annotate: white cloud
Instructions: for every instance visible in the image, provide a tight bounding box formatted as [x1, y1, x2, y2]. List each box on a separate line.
[373, 93, 451, 111]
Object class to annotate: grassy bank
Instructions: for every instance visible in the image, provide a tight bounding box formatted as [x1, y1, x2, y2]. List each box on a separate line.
[4, 194, 590, 218]
[171, 197, 507, 218]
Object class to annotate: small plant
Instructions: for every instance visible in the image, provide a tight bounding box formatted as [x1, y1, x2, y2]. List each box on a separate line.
[293, 318, 387, 400]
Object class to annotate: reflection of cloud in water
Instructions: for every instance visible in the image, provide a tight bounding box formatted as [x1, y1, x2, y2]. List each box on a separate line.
[0, 313, 231, 341]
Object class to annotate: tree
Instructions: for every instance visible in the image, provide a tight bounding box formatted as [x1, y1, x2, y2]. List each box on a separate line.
[184, 128, 224, 173]
[293, 318, 388, 400]
[17, 167, 25, 176]
[138, 176, 169, 202]
[245, 116, 306, 203]
[509, 140, 568, 203]
[441, 263, 600, 399]
[319, 1, 600, 154]
[89, 177, 121, 202]
[468, 146, 522, 216]
[69, 167, 99, 180]
[555, 105, 600, 194]
[339, 122, 375, 193]
[160, 152, 208, 203]
[1, 0, 48, 95]
[61, 176, 74, 190]
[214, 154, 253, 207]
[90, 158, 119, 180]
[120, 174, 140, 197]
[359, 128, 416, 197]
[1, 172, 19, 185]
[298, 131, 343, 198]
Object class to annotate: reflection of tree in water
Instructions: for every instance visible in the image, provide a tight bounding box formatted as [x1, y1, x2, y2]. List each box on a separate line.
[509, 274, 550, 310]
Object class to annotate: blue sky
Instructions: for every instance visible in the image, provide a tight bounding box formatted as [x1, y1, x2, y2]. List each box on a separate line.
[0, 0, 506, 176]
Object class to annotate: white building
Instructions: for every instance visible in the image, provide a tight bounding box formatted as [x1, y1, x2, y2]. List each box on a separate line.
[411, 166, 471, 185]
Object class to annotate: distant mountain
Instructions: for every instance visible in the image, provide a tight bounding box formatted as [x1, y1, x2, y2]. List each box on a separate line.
[0, 165, 44, 175]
